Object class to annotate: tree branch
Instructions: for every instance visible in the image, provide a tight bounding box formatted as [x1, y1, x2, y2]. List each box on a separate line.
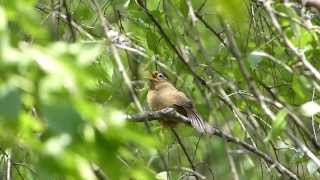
[36, 5, 147, 57]
[5, 150, 12, 180]
[89, 1, 173, 176]
[62, 0, 76, 42]
[137, 2, 206, 86]
[263, 0, 320, 82]
[127, 108, 298, 179]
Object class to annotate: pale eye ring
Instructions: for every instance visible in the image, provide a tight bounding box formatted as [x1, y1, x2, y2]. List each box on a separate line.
[158, 74, 164, 79]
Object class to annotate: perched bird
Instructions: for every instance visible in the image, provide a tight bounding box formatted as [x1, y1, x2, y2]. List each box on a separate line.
[147, 71, 207, 133]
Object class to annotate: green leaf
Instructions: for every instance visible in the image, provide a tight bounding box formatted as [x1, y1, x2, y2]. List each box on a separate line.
[111, 0, 130, 10]
[0, 87, 21, 121]
[265, 109, 288, 141]
[146, 30, 159, 52]
[292, 74, 307, 101]
[179, 0, 188, 17]
[0, 6, 7, 33]
[214, 0, 248, 26]
[42, 103, 84, 135]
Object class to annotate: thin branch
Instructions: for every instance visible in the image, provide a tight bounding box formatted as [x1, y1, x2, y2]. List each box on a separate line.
[263, 0, 320, 82]
[89, 0, 143, 112]
[90, 163, 107, 180]
[36, 5, 147, 57]
[62, 0, 76, 41]
[287, 131, 320, 167]
[137, 2, 206, 86]
[172, 166, 206, 179]
[36, 5, 94, 40]
[254, 79, 320, 149]
[6, 150, 11, 180]
[89, 1, 172, 177]
[194, 13, 227, 47]
[13, 162, 37, 176]
[226, 145, 240, 180]
[223, 17, 320, 168]
[311, 87, 318, 143]
[196, 0, 208, 13]
[170, 128, 199, 180]
[272, 10, 320, 33]
[223, 22, 276, 121]
[127, 108, 298, 179]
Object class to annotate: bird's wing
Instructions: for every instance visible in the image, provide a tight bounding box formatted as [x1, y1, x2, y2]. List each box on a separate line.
[173, 91, 207, 134]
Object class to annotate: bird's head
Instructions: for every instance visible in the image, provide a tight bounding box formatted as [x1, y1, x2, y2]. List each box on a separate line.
[150, 71, 167, 81]
[147, 71, 168, 89]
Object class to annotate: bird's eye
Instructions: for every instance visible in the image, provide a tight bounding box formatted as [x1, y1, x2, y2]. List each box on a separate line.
[157, 73, 165, 79]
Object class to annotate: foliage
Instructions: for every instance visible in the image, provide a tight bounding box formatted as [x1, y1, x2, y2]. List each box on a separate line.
[1, 0, 320, 179]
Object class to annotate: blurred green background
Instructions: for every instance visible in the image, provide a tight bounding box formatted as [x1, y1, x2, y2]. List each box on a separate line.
[1, 0, 320, 179]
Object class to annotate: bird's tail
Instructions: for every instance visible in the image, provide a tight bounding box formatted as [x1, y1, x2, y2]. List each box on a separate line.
[185, 108, 207, 134]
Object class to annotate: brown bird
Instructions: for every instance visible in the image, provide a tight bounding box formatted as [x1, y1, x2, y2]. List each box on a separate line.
[147, 71, 207, 133]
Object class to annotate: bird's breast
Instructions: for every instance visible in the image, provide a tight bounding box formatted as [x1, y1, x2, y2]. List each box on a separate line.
[147, 88, 178, 110]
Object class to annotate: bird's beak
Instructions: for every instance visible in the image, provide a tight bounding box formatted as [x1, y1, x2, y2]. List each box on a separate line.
[144, 76, 155, 81]
[144, 72, 158, 81]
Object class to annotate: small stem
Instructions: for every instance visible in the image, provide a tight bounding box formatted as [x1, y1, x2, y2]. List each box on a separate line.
[6, 150, 11, 180]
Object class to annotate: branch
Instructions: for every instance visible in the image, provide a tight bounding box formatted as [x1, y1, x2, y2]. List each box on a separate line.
[263, 0, 320, 82]
[127, 107, 190, 123]
[90, 163, 107, 180]
[89, 0, 144, 113]
[136, 2, 206, 86]
[127, 108, 298, 179]
[89, 1, 173, 176]
[222, 15, 320, 169]
[6, 150, 12, 180]
[226, 145, 240, 180]
[194, 13, 227, 47]
[170, 128, 197, 174]
[62, 0, 76, 42]
[174, 166, 206, 179]
[36, 5, 147, 57]
[36, 5, 94, 40]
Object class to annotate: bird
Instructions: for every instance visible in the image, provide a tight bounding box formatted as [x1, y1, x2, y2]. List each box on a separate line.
[147, 71, 207, 133]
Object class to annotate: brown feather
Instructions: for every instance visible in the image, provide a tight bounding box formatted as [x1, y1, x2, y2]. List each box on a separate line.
[147, 72, 207, 133]
[184, 108, 207, 133]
